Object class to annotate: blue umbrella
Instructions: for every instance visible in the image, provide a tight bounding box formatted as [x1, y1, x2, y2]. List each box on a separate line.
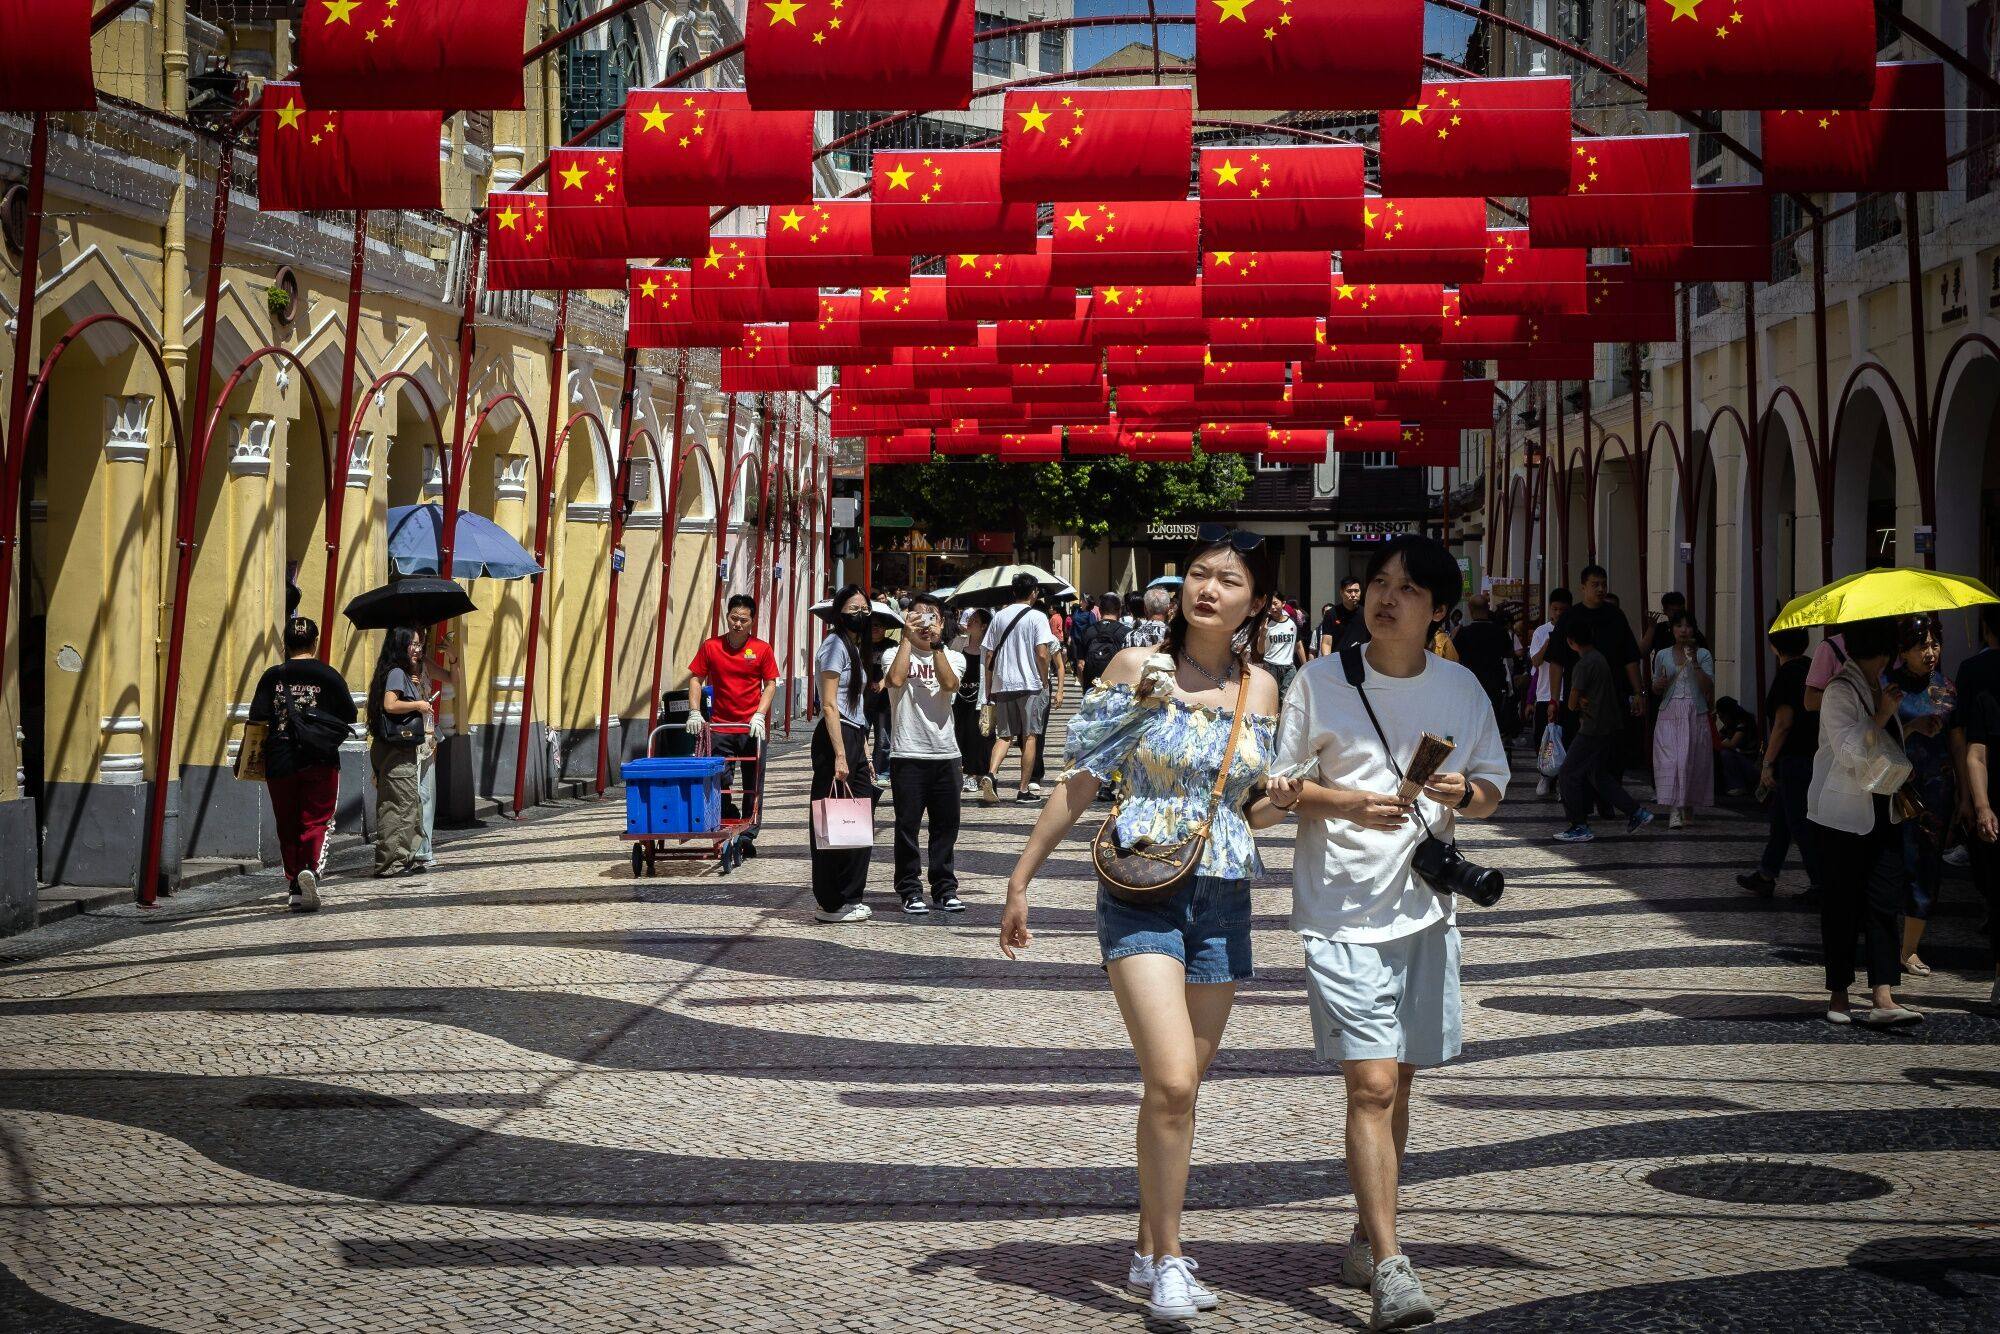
[1147, 574, 1183, 590]
[385, 504, 543, 580]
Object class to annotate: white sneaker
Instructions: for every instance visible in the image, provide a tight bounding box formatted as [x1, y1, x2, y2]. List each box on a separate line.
[1146, 1254, 1203, 1320]
[977, 775, 999, 806]
[961, 775, 977, 795]
[1369, 1254, 1436, 1329]
[1127, 1253, 1219, 1311]
[1668, 808, 1685, 829]
[1339, 1230, 1375, 1288]
[813, 903, 872, 924]
[291, 869, 320, 913]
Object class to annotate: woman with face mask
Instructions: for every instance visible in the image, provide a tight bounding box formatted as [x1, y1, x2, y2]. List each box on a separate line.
[811, 585, 884, 923]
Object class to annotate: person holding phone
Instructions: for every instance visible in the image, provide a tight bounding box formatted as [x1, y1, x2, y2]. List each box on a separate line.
[882, 594, 966, 914]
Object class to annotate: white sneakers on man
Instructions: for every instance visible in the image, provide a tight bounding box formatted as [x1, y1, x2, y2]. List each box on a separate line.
[1369, 1254, 1437, 1329]
[1127, 1252, 1218, 1315]
[1338, 1229, 1375, 1287]
[813, 903, 872, 924]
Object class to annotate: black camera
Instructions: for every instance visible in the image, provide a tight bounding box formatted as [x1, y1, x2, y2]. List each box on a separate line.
[1412, 834, 1504, 908]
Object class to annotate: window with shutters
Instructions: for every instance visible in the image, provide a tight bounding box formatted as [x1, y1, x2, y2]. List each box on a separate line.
[975, 11, 1024, 75]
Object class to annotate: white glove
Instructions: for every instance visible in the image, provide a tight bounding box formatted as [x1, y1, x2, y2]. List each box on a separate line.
[749, 715, 768, 741]
[684, 714, 705, 736]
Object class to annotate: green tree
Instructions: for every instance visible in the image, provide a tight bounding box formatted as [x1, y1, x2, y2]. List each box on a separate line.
[869, 449, 1251, 546]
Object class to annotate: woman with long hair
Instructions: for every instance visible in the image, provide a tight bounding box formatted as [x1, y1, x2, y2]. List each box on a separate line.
[1650, 609, 1716, 828]
[365, 626, 431, 877]
[1000, 530, 1279, 1321]
[811, 585, 884, 923]
[1887, 613, 1955, 976]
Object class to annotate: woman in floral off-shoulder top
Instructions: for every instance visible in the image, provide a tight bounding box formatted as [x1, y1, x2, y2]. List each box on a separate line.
[999, 530, 1279, 1322]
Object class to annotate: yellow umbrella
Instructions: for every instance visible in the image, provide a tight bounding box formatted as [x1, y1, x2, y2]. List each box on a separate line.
[1769, 568, 1999, 631]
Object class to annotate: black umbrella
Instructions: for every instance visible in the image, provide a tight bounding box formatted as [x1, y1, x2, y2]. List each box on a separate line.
[343, 578, 476, 631]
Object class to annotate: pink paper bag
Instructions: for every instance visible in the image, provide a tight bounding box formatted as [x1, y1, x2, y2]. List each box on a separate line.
[812, 782, 874, 849]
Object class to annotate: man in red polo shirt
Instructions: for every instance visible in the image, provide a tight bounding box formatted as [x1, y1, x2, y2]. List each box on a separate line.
[687, 594, 781, 854]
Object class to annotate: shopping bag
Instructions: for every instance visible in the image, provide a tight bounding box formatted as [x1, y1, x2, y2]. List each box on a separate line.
[1537, 725, 1566, 778]
[235, 722, 269, 784]
[811, 781, 874, 848]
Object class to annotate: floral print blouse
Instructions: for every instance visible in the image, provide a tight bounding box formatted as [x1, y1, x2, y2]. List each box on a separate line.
[1058, 682, 1277, 881]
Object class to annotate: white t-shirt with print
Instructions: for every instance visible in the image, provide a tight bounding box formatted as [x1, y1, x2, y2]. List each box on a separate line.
[1273, 647, 1512, 944]
[879, 646, 966, 759]
[1263, 616, 1300, 669]
[1529, 621, 1557, 701]
[983, 603, 1059, 694]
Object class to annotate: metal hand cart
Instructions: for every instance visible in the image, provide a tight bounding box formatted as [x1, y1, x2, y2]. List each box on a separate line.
[622, 721, 764, 877]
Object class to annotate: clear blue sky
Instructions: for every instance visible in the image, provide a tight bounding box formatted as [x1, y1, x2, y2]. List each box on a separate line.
[1069, 1, 1482, 72]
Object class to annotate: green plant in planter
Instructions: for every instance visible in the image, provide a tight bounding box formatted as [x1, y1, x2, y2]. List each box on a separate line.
[266, 284, 292, 319]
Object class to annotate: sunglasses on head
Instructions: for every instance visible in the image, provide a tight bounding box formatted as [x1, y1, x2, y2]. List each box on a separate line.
[1197, 523, 1265, 553]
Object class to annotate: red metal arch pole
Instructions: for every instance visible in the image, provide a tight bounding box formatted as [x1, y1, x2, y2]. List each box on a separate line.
[860, 460, 873, 597]
[1678, 288, 1699, 600]
[1811, 222, 1834, 582]
[0, 114, 51, 712]
[747, 397, 777, 638]
[766, 400, 793, 644]
[437, 227, 486, 582]
[595, 344, 643, 796]
[709, 394, 739, 638]
[1745, 282, 1769, 721]
[510, 291, 570, 819]
[317, 211, 370, 664]
[1552, 386, 1573, 586]
[648, 366, 687, 734]
[1628, 344, 1652, 618]
[1903, 192, 1936, 569]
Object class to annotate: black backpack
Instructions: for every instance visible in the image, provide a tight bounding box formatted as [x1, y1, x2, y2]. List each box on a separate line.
[1083, 619, 1130, 682]
[279, 686, 353, 767]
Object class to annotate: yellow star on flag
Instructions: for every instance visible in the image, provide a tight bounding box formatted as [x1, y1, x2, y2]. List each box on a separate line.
[496, 206, 521, 230]
[1210, 251, 1236, 267]
[1018, 103, 1051, 134]
[765, 0, 804, 25]
[777, 209, 806, 231]
[1102, 286, 1125, 305]
[276, 100, 305, 131]
[1665, 0, 1702, 18]
[1399, 104, 1429, 126]
[639, 103, 672, 134]
[957, 254, 979, 268]
[322, 0, 360, 24]
[1064, 208, 1091, 231]
[885, 163, 914, 190]
[638, 277, 660, 299]
[1213, 0, 1253, 20]
[559, 163, 589, 190]
[1213, 159, 1243, 187]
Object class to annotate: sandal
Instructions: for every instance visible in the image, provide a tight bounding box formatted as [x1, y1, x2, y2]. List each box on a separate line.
[1902, 955, 1932, 977]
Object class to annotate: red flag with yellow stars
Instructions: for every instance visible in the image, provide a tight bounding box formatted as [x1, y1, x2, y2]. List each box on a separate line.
[1321, 278, 1447, 342]
[487, 193, 628, 291]
[1208, 316, 1320, 359]
[1646, 0, 1876, 111]
[763, 202, 910, 289]
[1376, 76, 1573, 198]
[994, 301, 1099, 365]
[1458, 229, 1588, 316]
[1066, 424, 1124, 455]
[1558, 263, 1678, 344]
[1339, 197, 1487, 284]
[297, 0, 527, 110]
[745, 0, 973, 111]
[1197, 423, 1269, 455]
[786, 296, 889, 367]
[1196, 0, 1420, 111]
[1629, 184, 1771, 285]
[689, 237, 820, 324]
[871, 150, 1036, 256]
[1115, 383, 1199, 417]
[1198, 356, 1289, 401]
[1529, 136, 1694, 249]
[623, 91, 813, 206]
[1302, 341, 1407, 381]
[546, 149, 708, 259]
[865, 432, 936, 464]
[260, 84, 441, 211]
[1760, 62, 1947, 194]
[997, 431, 1064, 463]
[1048, 201, 1201, 285]
[1000, 87, 1193, 202]
[1292, 383, 1381, 416]
[1256, 429, 1330, 463]
[945, 242, 1075, 322]
[1202, 250, 1332, 318]
[837, 357, 924, 401]
[1121, 428, 1196, 461]
[626, 267, 745, 348]
[1084, 285, 1208, 347]
[1105, 345, 1208, 386]
[1199, 146, 1367, 251]
[723, 327, 818, 393]
[857, 276, 980, 348]
[1334, 420, 1407, 452]
[0, 0, 95, 111]
[1011, 362, 1108, 406]
[912, 332, 1010, 389]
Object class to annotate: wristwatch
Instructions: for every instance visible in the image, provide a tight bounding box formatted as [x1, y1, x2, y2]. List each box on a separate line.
[1455, 781, 1476, 810]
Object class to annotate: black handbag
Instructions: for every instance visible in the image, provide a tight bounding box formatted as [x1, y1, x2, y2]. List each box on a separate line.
[279, 686, 353, 766]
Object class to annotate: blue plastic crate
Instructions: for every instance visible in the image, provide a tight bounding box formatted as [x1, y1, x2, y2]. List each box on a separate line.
[623, 756, 727, 835]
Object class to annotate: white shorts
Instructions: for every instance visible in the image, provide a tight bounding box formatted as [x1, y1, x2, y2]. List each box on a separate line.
[1302, 919, 1462, 1067]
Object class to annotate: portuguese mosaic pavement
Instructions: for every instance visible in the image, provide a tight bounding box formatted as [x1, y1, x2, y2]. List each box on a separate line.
[1, 711, 1996, 1331]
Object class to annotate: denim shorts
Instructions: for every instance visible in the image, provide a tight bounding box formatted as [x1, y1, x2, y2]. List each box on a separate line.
[1097, 875, 1253, 984]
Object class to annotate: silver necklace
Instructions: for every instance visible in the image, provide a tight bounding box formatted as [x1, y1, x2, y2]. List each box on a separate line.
[1179, 650, 1235, 689]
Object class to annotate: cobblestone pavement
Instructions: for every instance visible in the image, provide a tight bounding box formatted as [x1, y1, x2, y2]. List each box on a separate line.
[2, 713, 1997, 1332]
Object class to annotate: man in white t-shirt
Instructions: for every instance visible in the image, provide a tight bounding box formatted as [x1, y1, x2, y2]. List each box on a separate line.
[881, 594, 966, 914]
[980, 572, 1064, 805]
[1262, 593, 1306, 695]
[1527, 587, 1572, 798]
[1253, 535, 1509, 1332]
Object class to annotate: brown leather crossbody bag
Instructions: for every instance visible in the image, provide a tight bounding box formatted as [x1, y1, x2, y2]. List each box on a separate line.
[1092, 668, 1251, 906]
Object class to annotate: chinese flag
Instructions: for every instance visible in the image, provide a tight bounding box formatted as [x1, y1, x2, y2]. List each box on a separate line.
[913, 332, 1009, 389]
[1049, 201, 1200, 285]
[1197, 423, 1269, 455]
[1084, 284, 1207, 346]
[1529, 136, 1694, 249]
[297, 0, 527, 111]
[1560, 263, 1678, 344]
[1376, 76, 1573, 198]
[1647, 0, 1877, 111]
[1339, 198, 1487, 284]
[1760, 62, 1948, 194]
[745, 0, 973, 111]
[723, 326, 818, 393]
[945, 242, 1075, 321]
[1334, 420, 1407, 452]
[1458, 230, 1588, 316]
[1116, 383, 1197, 417]
[1105, 345, 1208, 386]
[788, 296, 889, 366]
[1498, 345, 1598, 383]
[1293, 379, 1380, 411]
[488, 194, 628, 292]
[1009, 361, 1103, 391]
[838, 358, 923, 400]
[1203, 251, 1332, 318]
[1198, 358, 1290, 401]
[690, 237, 820, 323]
[997, 431, 1064, 463]
[1066, 423, 1124, 455]
[1629, 185, 1771, 285]
[1199, 147, 1367, 251]
[1303, 341, 1408, 380]
[866, 432, 935, 464]
[626, 267, 744, 348]
[0, 0, 94, 111]
[1196, 0, 1421, 111]
[260, 86, 441, 211]
[1321, 278, 1447, 343]
[624, 91, 812, 206]
[1122, 428, 1196, 461]
[763, 202, 910, 288]
[1001, 87, 1193, 202]
[1257, 429, 1330, 463]
[995, 299, 1096, 364]
[871, 150, 1037, 255]
[547, 149, 707, 259]
[1208, 316, 1321, 359]
[858, 276, 980, 347]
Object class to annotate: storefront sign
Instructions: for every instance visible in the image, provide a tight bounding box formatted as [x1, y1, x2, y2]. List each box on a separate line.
[1336, 521, 1413, 539]
[1146, 523, 1201, 542]
[886, 531, 971, 553]
[974, 531, 1015, 555]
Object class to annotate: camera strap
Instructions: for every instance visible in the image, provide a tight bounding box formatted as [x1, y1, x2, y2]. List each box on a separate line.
[1339, 646, 1447, 851]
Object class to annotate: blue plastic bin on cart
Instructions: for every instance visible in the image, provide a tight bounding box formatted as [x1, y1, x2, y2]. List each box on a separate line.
[623, 756, 727, 835]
